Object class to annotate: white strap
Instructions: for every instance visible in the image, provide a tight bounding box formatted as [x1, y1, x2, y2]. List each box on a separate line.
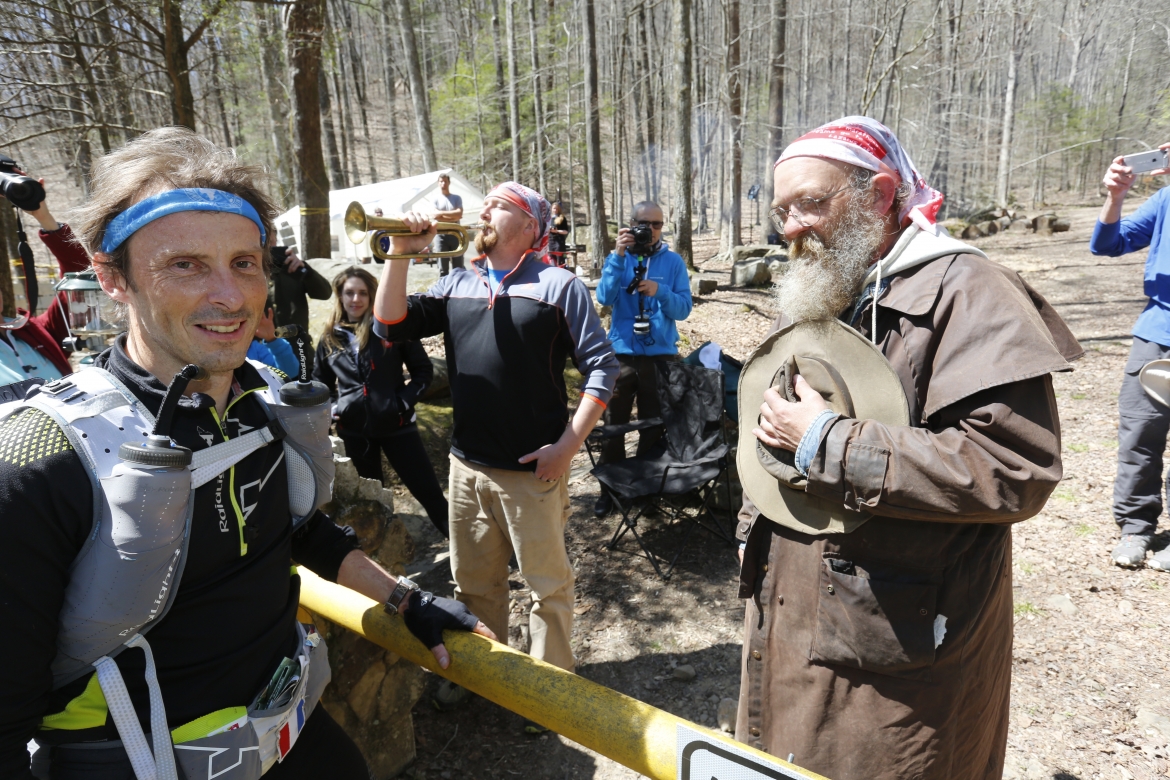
[125, 635, 179, 780]
[93, 648, 162, 780]
[27, 389, 127, 424]
[190, 425, 278, 489]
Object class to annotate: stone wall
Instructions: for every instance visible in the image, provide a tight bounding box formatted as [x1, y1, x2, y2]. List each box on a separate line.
[303, 443, 427, 779]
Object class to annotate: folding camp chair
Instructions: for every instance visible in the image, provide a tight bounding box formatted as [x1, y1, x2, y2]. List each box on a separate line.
[586, 361, 736, 580]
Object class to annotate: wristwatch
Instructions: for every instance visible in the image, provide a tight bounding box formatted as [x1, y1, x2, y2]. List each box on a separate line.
[384, 575, 419, 616]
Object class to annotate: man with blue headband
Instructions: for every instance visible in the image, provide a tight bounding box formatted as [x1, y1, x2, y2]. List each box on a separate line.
[0, 128, 493, 780]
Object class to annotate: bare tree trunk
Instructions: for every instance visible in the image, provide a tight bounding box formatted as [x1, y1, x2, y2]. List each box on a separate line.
[284, 0, 332, 259]
[340, 1, 378, 182]
[489, 0, 511, 159]
[258, 4, 294, 199]
[763, 0, 787, 212]
[393, 0, 438, 171]
[319, 67, 345, 189]
[582, 0, 609, 262]
[379, 0, 403, 179]
[995, 4, 1028, 208]
[505, 0, 522, 181]
[161, 0, 197, 129]
[93, 1, 136, 142]
[526, 0, 547, 193]
[673, 0, 695, 269]
[210, 40, 234, 147]
[722, 0, 742, 250]
[0, 206, 18, 317]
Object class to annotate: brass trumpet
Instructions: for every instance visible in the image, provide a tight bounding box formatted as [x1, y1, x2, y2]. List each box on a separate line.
[343, 201, 480, 261]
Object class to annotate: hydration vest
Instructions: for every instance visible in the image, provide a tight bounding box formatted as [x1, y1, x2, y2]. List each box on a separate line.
[1, 361, 336, 780]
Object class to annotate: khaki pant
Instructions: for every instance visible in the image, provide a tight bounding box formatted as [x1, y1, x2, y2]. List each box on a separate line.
[448, 455, 575, 670]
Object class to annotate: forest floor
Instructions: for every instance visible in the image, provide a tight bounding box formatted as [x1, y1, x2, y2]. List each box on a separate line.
[311, 200, 1170, 780]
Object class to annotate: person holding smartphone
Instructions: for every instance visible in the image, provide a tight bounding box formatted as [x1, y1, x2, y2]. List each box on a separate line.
[1091, 142, 1170, 572]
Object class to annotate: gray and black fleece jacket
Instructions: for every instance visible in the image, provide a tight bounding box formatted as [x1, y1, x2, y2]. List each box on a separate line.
[374, 254, 618, 471]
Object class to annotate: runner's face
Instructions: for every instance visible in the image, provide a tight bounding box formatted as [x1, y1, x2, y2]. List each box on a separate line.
[342, 276, 370, 321]
[100, 211, 267, 377]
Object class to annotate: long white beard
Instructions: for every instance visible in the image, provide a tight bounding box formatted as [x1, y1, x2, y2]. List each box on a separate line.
[773, 193, 888, 323]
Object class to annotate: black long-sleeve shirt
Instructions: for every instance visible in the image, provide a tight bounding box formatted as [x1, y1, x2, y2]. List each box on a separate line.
[312, 327, 433, 439]
[374, 256, 618, 470]
[0, 339, 358, 779]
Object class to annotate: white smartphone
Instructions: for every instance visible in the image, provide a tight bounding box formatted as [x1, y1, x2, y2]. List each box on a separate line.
[1122, 149, 1169, 174]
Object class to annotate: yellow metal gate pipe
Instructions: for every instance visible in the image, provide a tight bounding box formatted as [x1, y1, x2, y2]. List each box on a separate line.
[299, 569, 827, 780]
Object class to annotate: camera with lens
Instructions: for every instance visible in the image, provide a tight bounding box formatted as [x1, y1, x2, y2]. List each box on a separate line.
[0, 155, 46, 211]
[270, 245, 305, 275]
[628, 223, 655, 257]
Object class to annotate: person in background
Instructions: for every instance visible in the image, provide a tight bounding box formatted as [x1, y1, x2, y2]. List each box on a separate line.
[1089, 142, 1170, 572]
[432, 173, 465, 276]
[270, 238, 330, 376]
[373, 182, 618, 731]
[314, 266, 449, 538]
[592, 199, 693, 517]
[0, 175, 90, 383]
[247, 299, 299, 377]
[547, 202, 570, 267]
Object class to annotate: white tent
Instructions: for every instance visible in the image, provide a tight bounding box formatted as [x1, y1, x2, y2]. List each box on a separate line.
[275, 169, 485, 261]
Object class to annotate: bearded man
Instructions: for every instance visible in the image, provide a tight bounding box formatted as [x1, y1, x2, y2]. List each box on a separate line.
[373, 182, 618, 731]
[734, 117, 1083, 779]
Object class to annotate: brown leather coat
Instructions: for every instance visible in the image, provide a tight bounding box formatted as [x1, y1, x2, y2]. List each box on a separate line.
[735, 253, 1082, 780]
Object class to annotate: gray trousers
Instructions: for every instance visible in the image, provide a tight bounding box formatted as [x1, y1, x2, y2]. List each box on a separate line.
[1114, 336, 1170, 537]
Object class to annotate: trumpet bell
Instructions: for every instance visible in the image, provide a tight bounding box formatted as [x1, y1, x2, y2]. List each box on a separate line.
[343, 201, 369, 244]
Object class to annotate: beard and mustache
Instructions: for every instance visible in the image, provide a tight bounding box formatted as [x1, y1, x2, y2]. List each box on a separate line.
[474, 224, 499, 255]
[772, 188, 889, 324]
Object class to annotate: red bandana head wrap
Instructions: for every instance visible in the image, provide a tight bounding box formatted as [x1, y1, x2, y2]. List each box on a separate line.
[776, 116, 944, 231]
[486, 181, 552, 258]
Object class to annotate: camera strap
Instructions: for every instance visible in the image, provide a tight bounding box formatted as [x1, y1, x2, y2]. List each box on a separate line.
[13, 210, 37, 316]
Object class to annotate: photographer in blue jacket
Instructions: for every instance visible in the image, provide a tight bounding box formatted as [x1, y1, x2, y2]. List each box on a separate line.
[593, 200, 693, 516]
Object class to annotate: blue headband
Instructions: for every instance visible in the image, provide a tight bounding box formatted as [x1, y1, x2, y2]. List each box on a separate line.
[101, 188, 267, 253]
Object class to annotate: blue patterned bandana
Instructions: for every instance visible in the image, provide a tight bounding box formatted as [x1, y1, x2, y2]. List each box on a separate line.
[102, 188, 267, 253]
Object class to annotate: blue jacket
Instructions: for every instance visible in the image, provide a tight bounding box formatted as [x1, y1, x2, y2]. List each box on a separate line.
[595, 242, 693, 356]
[247, 337, 299, 378]
[1090, 187, 1170, 346]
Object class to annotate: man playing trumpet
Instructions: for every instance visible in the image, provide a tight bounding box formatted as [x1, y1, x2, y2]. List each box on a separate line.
[372, 182, 618, 730]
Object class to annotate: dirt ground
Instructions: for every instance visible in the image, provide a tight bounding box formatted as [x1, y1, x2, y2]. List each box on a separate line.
[332, 204, 1170, 780]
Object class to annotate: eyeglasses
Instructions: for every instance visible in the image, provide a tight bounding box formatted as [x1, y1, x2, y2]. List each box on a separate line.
[634, 220, 664, 229]
[769, 186, 849, 231]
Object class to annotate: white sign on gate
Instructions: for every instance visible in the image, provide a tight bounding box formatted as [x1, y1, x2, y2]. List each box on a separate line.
[677, 724, 821, 780]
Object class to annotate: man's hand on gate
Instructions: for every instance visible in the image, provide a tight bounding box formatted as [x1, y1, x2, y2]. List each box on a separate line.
[752, 374, 829, 452]
[401, 591, 497, 670]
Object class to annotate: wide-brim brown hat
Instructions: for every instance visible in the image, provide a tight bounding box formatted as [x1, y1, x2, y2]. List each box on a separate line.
[737, 318, 910, 535]
[1140, 359, 1170, 408]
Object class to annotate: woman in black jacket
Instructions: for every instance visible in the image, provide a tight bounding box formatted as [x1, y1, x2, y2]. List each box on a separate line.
[314, 267, 449, 537]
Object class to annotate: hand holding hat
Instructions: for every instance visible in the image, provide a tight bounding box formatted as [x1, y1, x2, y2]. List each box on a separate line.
[737, 319, 910, 535]
[753, 375, 830, 452]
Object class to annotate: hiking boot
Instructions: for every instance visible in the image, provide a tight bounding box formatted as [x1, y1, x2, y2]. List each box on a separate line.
[431, 679, 470, 711]
[1148, 546, 1170, 572]
[593, 493, 613, 517]
[1112, 534, 1151, 568]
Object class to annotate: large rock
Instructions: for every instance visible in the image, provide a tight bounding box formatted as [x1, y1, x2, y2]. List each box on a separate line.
[730, 244, 773, 263]
[731, 259, 772, 287]
[690, 277, 718, 296]
[309, 495, 424, 778]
